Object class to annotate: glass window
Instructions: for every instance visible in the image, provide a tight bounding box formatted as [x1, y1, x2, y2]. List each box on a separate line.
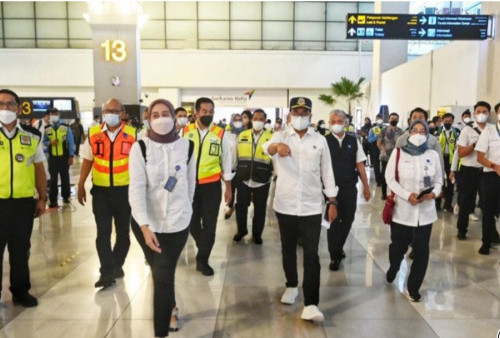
[295, 22, 325, 41]
[358, 2, 374, 13]
[5, 39, 36, 48]
[142, 20, 165, 40]
[326, 2, 357, 22]
[230, 2, 261, 20]
[141, 40, 165, 49]
[142, 2, 165, 20]
[3, 2, 34, 19]
[263, 2, 293, 21]
[230, 41, 261, 50]
[199, 21, 229, 40]
[69, 40, 92, 49]
[231, 21, 260, 41]
[166, 1, 197, 20]
[295, 2, 325, 21]
[327, 22, 347, 41]
[198, 2, 229, 20]
[199, 40, 229, 49]
[263, 21, 293, 41]
[37, 19, 67, 39]
[35, 2, 67, 19]
[295, 41, 325, 50]
[69, 20, 91, 39]
[68, 2, 87, 19]
[166, 21, 197, 41]
[167, 40, 197, 49]
[263, 41, 293, 50]
[326, 41, 357, 51]
[37, 39, 68, 48]
[4, 19, 35, 39]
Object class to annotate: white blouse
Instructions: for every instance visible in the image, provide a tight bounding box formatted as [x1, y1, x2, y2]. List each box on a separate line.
[129, 137, 196, 233]
[385, 148, 443, 227]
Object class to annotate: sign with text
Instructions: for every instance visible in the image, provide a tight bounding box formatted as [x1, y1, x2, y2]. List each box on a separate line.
[346, 13, 493, 40]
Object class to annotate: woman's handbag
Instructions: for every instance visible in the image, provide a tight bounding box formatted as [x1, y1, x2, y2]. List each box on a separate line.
[382, 148, 401, 225]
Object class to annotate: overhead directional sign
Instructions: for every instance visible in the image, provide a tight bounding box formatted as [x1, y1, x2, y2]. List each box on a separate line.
[345, 13, 494, 40]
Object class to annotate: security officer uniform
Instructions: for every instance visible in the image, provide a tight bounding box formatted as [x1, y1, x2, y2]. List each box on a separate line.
[44, 121, 74, 206]
[87, 122, 137, 282]
[437, 126, 459, 210]
[234, 128, 273, 243]
[0, 122, 44, 305]
[183, 122, 227, 273]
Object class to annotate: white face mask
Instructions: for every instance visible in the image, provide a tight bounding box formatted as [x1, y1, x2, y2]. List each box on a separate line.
[291, 116, 310, 131]
[50, 115, 60, 123]
[476, 113, 488, 123]
[103, 113, 121, 127]
[252, 121, 264, 131]
[318, 123, 325, 129]
[376, 119, 383, 125]
[143, 120, 150, 130]
[177, 117, 188, 127]
[408, 134, 427, 147]
[0, 109, 17, 125]
[330, 124, 344, 134]
[233, 121, 243, 129]
[463, 117, 472, 124]
[151, 117, 174, 135]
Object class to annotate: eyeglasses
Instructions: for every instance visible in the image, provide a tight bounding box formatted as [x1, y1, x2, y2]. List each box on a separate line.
[410, 129, 427, 135]
[0, 101, 18, 109]
[290, 110, 311, 117]
[103, 109, 122, 114]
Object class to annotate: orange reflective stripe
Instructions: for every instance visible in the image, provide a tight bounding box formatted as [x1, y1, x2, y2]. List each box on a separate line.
[198, 173, 221, 184]
[113, 163, 129, 174]
[93, 162, 111, 174]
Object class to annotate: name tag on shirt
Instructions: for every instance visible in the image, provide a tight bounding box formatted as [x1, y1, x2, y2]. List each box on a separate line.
[164, 176, 178, 192]
[423, 176, 432, 188]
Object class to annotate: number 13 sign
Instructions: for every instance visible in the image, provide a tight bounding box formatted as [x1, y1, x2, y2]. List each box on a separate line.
[101, 39, 127, 62]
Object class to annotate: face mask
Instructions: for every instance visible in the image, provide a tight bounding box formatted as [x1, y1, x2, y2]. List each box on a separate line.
[429, 128, 435, 134]
[253, 121, 264, 131]
[330, 124, 344, 134]
[476, 113, 488, 123]
[463, 117, 472, 124]
[103, 113, 121, 127]
[200, 115, 213, 127]
[443, 123, 452, 130]
[0, 109, 17, 125]
[50, 115, 60, 124]
[409, 134, 427, 147]
[143, 120, 150, 130]
[291, 116, 310, 131]
[318, 123, 325, 129]
[151, 117, 174, 135]
[233, 121, 243, 129]
[264, 123, 272, 131]
[177, 117, 188, 127]
[376, 119, 383, 125]
[390, 120, 398, 127]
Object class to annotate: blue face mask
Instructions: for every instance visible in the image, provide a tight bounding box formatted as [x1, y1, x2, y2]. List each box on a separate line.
[103, 113, 120, 127]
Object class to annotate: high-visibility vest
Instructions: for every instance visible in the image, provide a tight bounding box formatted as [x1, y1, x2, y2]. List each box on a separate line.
[438, 128, 458, 163]
[236, 129, 273, 183]
[88, 123, 136, 187]
[372, 126, 381, 136]
[0, 126, 40, 199]
[45, 123, 69, 157]
[345, 124, 355, 133]
[183, 123, 224, 185]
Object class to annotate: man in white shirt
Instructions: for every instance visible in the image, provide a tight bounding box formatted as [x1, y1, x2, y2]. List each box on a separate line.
[475, 101, 500, 255]
[456, 101, 492, 241]
[325, 109, 371, 271]
[263, 97, 338, 323]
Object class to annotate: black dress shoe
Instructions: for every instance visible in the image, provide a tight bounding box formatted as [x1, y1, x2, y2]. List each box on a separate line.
[386, 268, 397, 283]
[407, 291, 422, 302]
[329, 260, 341, 271]
[478, 244, 490, 255]
[443, 205, 453, 212]
[63, 198, 71, 204]
[94, 277, 116, 288]
[457, 233, 466, 240]
[381, 195, 387, 201]
[196, 262, 214, 276]
[48, 203, 59, 208]
[233, 232, 247, 242]
[253, 237, 263, 245]
[13, 293, 38, 307]
[114, 268, 125, 279]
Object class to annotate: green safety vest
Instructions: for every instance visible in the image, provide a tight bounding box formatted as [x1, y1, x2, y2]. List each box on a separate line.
[45, 123, 69, 157]
[438, 129, 457, 163]
[236, 129, 273, 183]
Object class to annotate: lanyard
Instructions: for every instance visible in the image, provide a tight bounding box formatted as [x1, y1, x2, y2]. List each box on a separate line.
[496, 124, 500, 138]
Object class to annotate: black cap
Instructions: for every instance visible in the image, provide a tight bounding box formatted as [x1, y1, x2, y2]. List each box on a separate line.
[290, 97, 312, 110]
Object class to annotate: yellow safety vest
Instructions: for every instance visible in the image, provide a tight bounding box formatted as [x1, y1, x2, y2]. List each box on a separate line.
[438, 129, 457, 163]
[183, 123, 224, 185]
[345, 124, 355, 132]
[372, 126, 381, 136]
[0, 127, 39, 199]
[236, 129, 273, 183]
[45, 123, 69, 157]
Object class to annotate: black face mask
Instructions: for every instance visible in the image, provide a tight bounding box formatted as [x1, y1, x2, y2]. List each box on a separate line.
[390, 120, 398, 126]
[443, 123, 452, 130]
[200, 115, 213, 127]
[429, 128, 435, 134]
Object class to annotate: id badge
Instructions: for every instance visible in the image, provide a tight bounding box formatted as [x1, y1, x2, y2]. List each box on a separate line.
[164, 176, 178, 192]
[423, 175, 432, 188]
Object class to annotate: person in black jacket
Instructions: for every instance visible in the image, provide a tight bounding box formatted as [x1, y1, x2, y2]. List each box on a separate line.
[325, 109, 371, 271]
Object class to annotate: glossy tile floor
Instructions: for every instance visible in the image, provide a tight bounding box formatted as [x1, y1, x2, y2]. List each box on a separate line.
[0, 159, 499, 337]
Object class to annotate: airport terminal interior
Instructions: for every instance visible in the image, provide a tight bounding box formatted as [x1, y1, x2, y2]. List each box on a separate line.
[1, 0, 500, 337]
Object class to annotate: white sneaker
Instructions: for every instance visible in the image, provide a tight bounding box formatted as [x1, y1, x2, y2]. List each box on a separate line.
[453, 204, 459, 215]
[301, 305, 324, 322]
[280, 287, 298, 304]
[469, 213, 480, 221]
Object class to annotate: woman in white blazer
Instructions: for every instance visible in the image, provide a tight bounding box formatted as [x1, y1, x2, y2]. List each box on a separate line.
[384, 119, 443, 302]
[129, 99, 196, 337]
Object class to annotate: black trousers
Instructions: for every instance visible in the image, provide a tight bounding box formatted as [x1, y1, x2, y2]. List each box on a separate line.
[457, 166, 482, 235]
[131, 217, 154, 267]
[48, 156, 71, 204]
[73, 136, 81, 156]
[480, 172, 500, 246]
[276, 212, 322, 306]
[227, 175, 238, 209]
[327, 186, 357, 260]
[436, 154, 454, 209]
[381, 160, 389, 198]
[389, 222, 432, 295]
[91, 186, 131, 278]
[189, 182, 222, 264]
[369, 144, 382, 185]
[0, 198, 35, 296]
[235, 181, 270, 239]
[152, 228, 189, 337]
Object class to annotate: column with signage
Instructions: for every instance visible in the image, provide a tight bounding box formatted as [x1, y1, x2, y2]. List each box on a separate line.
[86, 2, 143, 109]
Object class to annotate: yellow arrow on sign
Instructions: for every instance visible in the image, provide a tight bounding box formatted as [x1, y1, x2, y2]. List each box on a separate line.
[348, 16, 357, 24]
